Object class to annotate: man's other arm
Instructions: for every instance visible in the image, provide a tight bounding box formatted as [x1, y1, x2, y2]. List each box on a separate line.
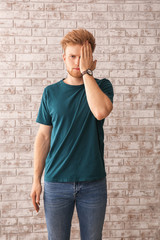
[30, 124, 52, 212]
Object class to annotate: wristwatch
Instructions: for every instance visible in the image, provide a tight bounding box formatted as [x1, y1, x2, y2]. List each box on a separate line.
[81, 69, 93, 76]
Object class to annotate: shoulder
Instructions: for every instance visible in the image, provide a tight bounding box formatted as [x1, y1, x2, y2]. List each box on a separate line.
[95, 78, 113, 88]
[44, 81, 62, 95]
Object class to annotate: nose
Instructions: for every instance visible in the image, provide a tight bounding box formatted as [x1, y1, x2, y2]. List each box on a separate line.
[75, 57, 80, 66]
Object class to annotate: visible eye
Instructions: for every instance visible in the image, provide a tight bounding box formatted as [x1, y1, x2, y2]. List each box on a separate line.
[71, 55, 75, 58]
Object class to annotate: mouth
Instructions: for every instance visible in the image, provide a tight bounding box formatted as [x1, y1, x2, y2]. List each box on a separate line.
[73, 68, 80, 71]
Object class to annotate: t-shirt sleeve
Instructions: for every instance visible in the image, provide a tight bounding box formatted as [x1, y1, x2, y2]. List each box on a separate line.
[36, 88, 52, 126]
[99, 78, 114, 104]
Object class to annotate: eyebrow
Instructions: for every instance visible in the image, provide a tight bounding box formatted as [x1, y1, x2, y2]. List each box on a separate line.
[69, 54, 80, 56]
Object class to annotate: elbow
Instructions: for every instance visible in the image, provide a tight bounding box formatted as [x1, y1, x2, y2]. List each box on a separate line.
[95, 105, 113, 121]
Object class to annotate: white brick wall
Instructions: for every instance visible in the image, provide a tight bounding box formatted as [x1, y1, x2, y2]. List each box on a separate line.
[0, 0, 160, 239]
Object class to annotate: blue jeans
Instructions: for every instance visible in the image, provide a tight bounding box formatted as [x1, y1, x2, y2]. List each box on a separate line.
[44, 178, 107, 240]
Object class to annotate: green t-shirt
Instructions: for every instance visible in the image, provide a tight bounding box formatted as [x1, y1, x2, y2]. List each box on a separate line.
[36, 78, 114, 182]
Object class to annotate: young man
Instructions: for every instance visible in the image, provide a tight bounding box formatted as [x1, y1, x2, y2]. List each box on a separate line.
[30, 28, 114, 240]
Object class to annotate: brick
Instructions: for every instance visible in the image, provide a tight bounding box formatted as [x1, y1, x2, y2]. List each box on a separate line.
[139, 4, 160, 12]
[18, 216, 45, 225]
[16, 70, 47, 78]
[13, 3, 44, 11]
[61, 12, 92, 20]
[0, 184, 16, 192]
[110, 70, 140, 78]
[110, 198, 139, 206]
[140, 37, 160, 45]
[125, 78, 155, 85]
[0, 152, 14, 160]
[0, 70, 15, 78]
[110, 54, 140, 62]
[1, 75, 32, 84]
[124, 12, 154, 20]
[46, 3, 76, 11]
[124, 110, 154, 117]
[96, 29, 125, 37]
[33, 61, 63, 70]
[109, 166, 138, 174]
[124, 93, 155, 102]
[108, 134, 137, 142]
[108, 118, 138, 126]
[109, 229, 140, 238]
[77, 3, 107, 12]
[14, 11, 29, 20]
[124, 158, 155, 166]
[110, 213, 140, 222]
[17, 201, 33, 209]
[15, 37, 46, 45]
[107, 173, 125, 182]
[0, 202, 16, 210]
[93, 12, 123, 20]
[17, 168, 34, 176]
[18, 233, 48, 240]
[16, 54, 47, 62]
[126, 62, 155, 70]
[139, 21, 160, 29]
[2, 192, 31, 201]
[141, 54, 160, 62]
[2, 209, 33, 218]
[0, 111, 31, 119]
[30, 12, 60, 20]
[0, 2, 11, 10]
[110, 37, 139, 45]
[2, 176, 32, 185]
[98, 46, 125, 54]
[77, 20, 108, 29]
[32, 28, 63, 37]
[14, 20, 45, 28]
[114, 86, 139, 94]
[0, 53, 15, 61]
[1, 160, 32, 168]
[0, 103, 14, 111]
[109, 182, 129, 190]
[0, 45, 31, 54]
[106, 206, 125, 214]
[0, 62, 32, 70]
[108, 4, 138, 12]
[1, 218, 17, 226]
[108, 21, 138, 29]
[127, 189, 154, 197]
[0, 20, 13, 27]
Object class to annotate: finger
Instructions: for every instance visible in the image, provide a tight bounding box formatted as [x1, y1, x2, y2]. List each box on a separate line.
[36, 193, 40, 204]
[89, 43, 92, 59]
[86, 41, 89, 57]
[83, 42, 87, 59]
[91, 60, 97, 71]
[81, 44, 84, 59]
[31, 192, 40, 212]
[31, 192, 39, 212]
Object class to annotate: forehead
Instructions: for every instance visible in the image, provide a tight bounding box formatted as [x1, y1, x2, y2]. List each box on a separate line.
[65, 44, 82, 55]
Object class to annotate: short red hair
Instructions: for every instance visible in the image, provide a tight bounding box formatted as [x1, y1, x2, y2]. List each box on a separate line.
[60, 28, 96, 53]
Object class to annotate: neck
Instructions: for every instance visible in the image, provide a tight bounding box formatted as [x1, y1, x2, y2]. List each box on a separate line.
[64, 74, 84, 85]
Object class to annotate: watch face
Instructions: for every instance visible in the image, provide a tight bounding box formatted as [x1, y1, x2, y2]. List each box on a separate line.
[87, 69, 93, 76]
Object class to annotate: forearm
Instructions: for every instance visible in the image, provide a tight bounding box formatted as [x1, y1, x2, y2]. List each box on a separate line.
[83, 75, 113, 120]
[33, 133, 50, 182]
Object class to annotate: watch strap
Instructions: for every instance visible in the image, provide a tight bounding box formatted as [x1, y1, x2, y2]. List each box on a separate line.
[81, 69, 93, 76]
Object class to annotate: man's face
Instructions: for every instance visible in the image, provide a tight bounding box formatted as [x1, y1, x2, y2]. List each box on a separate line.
[63, 44, 82, 79]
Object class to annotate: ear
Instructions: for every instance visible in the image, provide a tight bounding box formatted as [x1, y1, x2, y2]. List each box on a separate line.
[63, 53, 66, 62]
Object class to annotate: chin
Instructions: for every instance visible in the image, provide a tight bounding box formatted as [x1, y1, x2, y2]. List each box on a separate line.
[68, 70, 82, 78]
